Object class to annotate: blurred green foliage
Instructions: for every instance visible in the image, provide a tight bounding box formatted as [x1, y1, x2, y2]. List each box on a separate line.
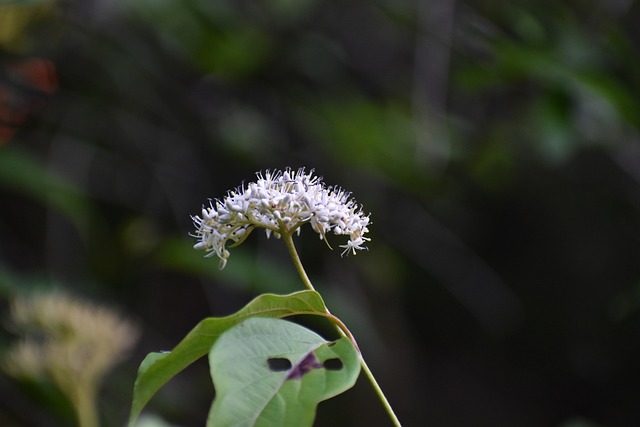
[2, 0, 640, 426]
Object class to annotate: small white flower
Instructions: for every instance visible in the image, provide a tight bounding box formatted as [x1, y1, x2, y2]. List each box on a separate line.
[192, 167, 370, 268]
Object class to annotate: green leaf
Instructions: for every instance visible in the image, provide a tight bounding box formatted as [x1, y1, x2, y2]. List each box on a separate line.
[128, 290, 328, 426]
[207, 317, 360, 427]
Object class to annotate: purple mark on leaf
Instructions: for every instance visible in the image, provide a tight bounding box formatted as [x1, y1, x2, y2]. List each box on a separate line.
[287, 353, 323, 380]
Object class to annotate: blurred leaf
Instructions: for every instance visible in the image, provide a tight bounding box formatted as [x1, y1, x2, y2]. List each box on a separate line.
[304, 98, 421, 184]
[156, 236, 301, 293]
[128, 290, 328, 426]
[574, 72, 640, 128]
[195, 26, 271, 78]
[0, 0, 49, 5]
[0, 0, 54, 51]
[494, 41, 565, 82]
[509, 9, 546, 45]
[262, 0, 316, 23]
[0, 266, 52, 298]
[134, 414, 178, 427]
[127, 0, 271, 79]
[208, 317, 360, 427]
[217, 106, 277, 158]
[0, 146, 90, 234]
[529, 88, 576, 163]
[469, 134, 517, 192]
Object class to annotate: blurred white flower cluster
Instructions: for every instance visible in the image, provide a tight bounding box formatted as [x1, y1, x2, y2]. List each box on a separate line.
[2, 292, 139, 413]
[192, 168, 371, 268]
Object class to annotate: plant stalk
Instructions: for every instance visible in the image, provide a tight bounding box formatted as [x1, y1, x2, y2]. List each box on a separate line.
[359, 356, 402, 427]
[72, 386, 100, 427]
[281, 232, 402, 426]
[281, 231, 316, 293]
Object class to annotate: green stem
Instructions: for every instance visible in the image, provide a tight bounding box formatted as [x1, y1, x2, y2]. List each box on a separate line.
[359, 356, 402, 427]
[280, 232, 402, 426]
[281, 232, 316, 292]
[72, 386, 100, 427]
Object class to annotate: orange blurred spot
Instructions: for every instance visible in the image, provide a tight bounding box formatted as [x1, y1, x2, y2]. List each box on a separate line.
[0, 58, 57, 145]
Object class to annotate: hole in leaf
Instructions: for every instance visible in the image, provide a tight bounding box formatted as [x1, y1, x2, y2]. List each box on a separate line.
[323, 358, 343, 371]
[267, 357, 292, 372]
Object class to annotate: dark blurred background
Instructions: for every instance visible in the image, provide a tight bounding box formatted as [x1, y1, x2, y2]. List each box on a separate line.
[2, 0, 640, 426]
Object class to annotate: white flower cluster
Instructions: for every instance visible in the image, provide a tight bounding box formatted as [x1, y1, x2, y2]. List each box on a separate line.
[192, 168, 371, 268]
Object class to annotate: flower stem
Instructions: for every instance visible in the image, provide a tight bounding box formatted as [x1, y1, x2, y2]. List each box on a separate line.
[71, 386, 100, 427]
[281, 232, 402, 426]
[359, 356, 402, 427]
[281, 231, 316, 293]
